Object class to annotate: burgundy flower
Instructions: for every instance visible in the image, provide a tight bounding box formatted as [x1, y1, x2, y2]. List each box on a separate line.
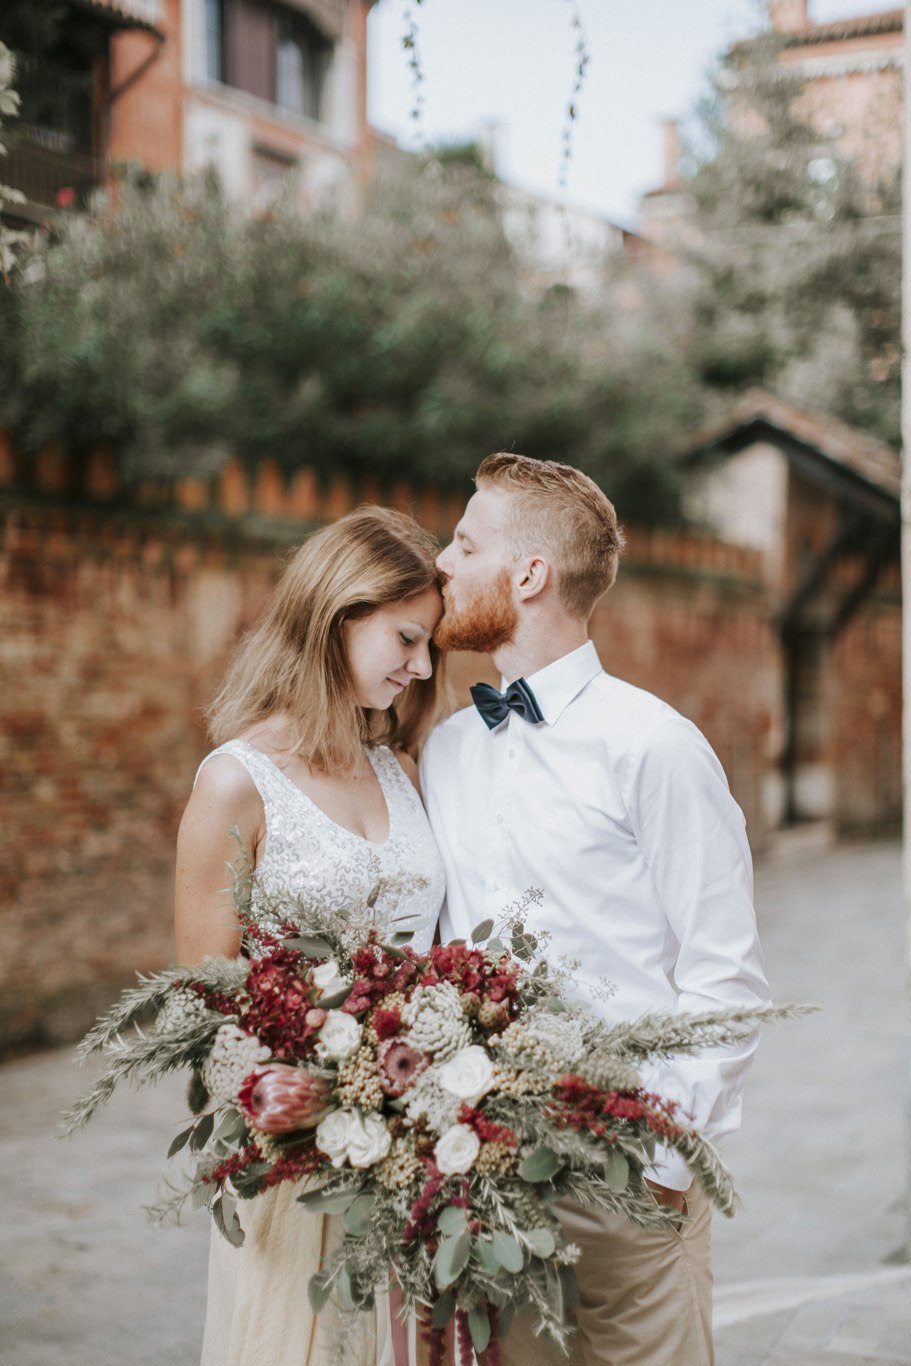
[377, 1038, 431, 1097]
[237, 1064, 332, 1133]
[373, 1004, 403, 1040]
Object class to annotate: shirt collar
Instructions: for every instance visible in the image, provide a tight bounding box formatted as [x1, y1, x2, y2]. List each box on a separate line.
[503, 640, 602, 727]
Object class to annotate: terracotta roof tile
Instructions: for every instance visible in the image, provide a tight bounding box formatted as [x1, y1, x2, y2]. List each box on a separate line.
[783, 8, 903, 46]
[685, 389, 900, 499]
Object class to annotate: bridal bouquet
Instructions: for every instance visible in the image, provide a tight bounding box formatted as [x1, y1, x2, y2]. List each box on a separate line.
[65, 868, 786, 1361]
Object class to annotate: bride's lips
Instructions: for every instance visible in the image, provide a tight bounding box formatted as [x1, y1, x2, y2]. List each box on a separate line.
[387, 677, 406, 691]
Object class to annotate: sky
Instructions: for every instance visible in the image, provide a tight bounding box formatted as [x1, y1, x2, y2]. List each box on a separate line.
[366, 0, 897, 228]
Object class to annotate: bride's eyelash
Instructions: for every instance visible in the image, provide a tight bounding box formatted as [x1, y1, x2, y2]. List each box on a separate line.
[400, 634, 415, 646]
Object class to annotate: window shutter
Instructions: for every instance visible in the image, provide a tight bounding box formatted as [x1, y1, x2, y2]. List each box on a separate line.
[226, 0, 277, 102]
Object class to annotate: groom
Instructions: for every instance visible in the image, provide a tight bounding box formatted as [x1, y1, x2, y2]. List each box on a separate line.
[419, 452, 770, 1366]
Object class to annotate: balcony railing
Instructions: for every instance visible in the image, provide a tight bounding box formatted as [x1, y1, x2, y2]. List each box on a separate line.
[2, 125, 101, 221]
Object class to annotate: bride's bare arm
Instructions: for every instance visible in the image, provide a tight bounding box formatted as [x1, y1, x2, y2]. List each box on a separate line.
[174, 756, 265, 963]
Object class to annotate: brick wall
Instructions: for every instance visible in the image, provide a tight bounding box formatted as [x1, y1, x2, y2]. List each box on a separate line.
[0, 434, 900, 1056]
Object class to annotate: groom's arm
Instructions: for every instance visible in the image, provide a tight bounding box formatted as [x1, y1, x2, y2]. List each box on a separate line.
[625, 716, 771, 1191]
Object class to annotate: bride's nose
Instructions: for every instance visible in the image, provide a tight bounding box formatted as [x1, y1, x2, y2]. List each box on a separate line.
[407, 642, 433, 679]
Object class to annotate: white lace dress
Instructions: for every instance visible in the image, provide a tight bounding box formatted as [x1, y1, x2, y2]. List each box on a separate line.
[198, 741, 445, 1366]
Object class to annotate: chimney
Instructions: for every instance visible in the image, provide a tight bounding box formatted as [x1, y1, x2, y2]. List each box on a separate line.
[768, 0, 808, 32]
[662, 119, 681, 188]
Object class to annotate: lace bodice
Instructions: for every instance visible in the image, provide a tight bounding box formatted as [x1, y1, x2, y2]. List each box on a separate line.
[198, 741, 444, 954]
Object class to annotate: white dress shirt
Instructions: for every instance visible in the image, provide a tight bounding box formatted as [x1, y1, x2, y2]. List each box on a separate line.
[420, 640, 771, 1190]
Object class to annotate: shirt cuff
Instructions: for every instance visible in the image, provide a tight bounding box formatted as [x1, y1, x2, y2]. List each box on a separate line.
[643, 1146, 692, 1193]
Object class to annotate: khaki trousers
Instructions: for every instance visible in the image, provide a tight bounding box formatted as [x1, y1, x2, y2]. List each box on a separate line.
[499, 1182, 713, 1366]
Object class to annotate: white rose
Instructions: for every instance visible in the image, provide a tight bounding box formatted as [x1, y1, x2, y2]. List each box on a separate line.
[434, 1124, 481, 1175]
[346, 1112, 392, 1169]
[316, 1010, 361, 1060]
[315, 1109, 357, 1167]
[437, 1045, 495, 1106]
[311, 959, 348, 999]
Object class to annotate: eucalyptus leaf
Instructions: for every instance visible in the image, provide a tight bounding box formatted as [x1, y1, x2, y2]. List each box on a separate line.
[191, 1182, 209, 1210]
[167, 1123, 195, 1158]
[519, 1147, 560, 1183]
[343, 1192, 376, 1235]
[213, 1108, 245, 1142]
[559, 1264, 581, 1311]
[308, 1274, 331, 1314]
[499, 1303, 516, 1340]
[490, 1230, 524, 1273]
[436, 1205, 468, 1237]
[433, 1231, 472, 1291]
[547, 998, 568, 1014]
[474, 1238, 502, 1274]
[605, 1150, 630, 1192]
[390, 931, 415, 946]
[487, 937, 504, 953]
[526, 1227, 556, 1258]
[220, 1192, 245, 1247]
[468, 1307, 491, 1353]
[315, 987, 350, 1011]
[471, 918, 494, 943]
[431, 1290, 455, 1328]
[511, 931, 538, 961]
[297, 1187, 359, 1214]
[338, 1267, 355, 1313]
[283, 935, 333, 958]
[190, 1112, 215, 1152]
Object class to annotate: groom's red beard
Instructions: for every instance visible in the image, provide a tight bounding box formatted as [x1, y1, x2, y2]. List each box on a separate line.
[434, 568, 519, 654]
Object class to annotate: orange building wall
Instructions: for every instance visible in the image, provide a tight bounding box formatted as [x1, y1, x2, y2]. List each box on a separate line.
[108, 0, 183, 174]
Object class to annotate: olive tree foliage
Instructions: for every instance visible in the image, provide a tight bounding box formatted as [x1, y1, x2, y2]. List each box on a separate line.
[669, 30, 901, 445]
[0, 147, 695, 520]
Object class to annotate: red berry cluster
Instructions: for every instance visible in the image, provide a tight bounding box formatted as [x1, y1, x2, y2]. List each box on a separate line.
[548, 1075, 687, 1143]
[243, 950, 322, 1059]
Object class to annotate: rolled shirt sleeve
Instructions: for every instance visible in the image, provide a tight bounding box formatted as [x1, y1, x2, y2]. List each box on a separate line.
[624, 717, 771, 1189]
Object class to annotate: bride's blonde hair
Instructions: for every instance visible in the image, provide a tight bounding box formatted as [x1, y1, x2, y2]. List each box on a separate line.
[208, 507, 446, 769]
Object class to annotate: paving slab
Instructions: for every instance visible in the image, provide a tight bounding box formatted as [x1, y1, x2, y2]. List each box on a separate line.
[0, 839, 907, 1365]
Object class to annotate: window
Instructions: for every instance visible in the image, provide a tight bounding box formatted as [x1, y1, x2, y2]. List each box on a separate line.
[205, 0, 332, 125]
[276, 11, 330, 122]
[204, 0, 225, 82]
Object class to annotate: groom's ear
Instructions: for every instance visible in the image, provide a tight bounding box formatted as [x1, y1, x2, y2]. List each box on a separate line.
[516, 555, 551, 602]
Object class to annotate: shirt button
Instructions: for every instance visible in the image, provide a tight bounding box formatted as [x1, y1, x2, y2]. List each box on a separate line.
[508, 748, 517, 759]
[496, 813, 504, 824]
[488, 878, 501, 891]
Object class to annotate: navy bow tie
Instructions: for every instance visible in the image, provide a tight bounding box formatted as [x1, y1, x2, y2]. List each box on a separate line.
[470, 678, 544, 730]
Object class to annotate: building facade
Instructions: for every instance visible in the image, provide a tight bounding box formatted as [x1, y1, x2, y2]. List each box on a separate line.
[1, 0, 377, 225]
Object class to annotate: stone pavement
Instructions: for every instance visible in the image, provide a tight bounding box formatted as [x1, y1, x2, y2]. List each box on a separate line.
[1, 839, 908, 1365]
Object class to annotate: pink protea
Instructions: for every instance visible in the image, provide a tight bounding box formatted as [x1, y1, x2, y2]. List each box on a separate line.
[237, 1064, 332, 1134]
[377, 1038, 431, 1097]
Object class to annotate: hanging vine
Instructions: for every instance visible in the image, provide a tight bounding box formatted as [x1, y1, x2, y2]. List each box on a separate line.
[399, 0, 591, 189]
[558, 0, 590, 190]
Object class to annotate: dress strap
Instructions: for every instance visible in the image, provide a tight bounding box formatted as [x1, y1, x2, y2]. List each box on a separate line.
[195, 740, 288, 820]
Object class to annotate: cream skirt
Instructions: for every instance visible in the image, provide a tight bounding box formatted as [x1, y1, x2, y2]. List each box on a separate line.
[199, 1183, 423, 1366]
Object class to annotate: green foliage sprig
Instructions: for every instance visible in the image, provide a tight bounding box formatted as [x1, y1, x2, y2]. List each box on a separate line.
[668, 29, 902, 446]
[0, 41, 31, 282]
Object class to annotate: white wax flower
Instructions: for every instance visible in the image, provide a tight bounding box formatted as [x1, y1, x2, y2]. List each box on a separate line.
[315, 1010, 361, 1060]
[315, 1109, 356, 1167]
[437, 1045, 496, 1106]
[346, 1112, 392, 1169]
[434, 1124, 481, 1175]
[311, 959, 348, 999]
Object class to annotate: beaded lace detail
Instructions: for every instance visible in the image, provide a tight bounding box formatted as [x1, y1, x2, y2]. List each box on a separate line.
[198, 740, 443, 953]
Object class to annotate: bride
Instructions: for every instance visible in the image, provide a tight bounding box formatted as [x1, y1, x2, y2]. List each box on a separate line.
[175, 506, 446, 1365]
